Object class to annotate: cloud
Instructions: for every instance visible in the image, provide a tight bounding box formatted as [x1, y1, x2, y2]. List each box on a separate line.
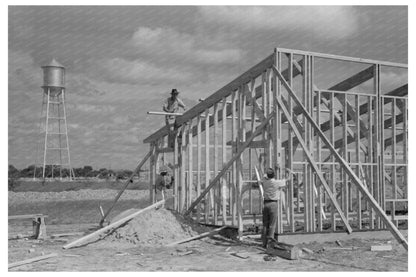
[94, 57, 194, 85]
[9, 50, 42, 93]
[198, 6, 359, 39]
[130, 27, 244, 64]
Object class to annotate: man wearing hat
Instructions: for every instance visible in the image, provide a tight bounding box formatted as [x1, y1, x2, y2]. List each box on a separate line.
[260, 167, 290, 248]
[163, 89, 186, 126]
[163, 89, 186, 147]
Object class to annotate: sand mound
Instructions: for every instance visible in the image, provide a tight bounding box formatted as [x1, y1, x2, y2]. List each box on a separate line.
[107, 208, 209, 246]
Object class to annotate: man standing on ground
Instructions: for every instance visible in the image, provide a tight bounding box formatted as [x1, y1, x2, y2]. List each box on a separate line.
[163, 89, 186, 147]
[260, 167, 291, 248]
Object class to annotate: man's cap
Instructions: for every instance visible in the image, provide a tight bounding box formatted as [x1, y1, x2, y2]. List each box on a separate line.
[266, 168, 275, 176]
[171, 88, 179, 95]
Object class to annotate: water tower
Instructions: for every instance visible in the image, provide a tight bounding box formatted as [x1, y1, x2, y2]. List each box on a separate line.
[33, 59, 75, 180]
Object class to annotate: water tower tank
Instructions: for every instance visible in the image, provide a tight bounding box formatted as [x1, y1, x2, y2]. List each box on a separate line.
[41, 59, 65, 88]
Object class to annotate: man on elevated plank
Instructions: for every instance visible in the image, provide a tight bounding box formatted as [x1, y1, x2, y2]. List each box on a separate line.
[163, 89, 186, 148]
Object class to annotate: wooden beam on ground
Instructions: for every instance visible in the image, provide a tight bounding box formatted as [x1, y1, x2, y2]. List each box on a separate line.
[273, 65, 408, 250]
[64, 199, 166, 249]
[8, 253, 58, 269]
[184, 112, 275, 216]
[166, 226, 227, 247]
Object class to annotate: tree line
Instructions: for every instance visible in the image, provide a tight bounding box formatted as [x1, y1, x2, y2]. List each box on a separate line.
[8, 164, 136, 179]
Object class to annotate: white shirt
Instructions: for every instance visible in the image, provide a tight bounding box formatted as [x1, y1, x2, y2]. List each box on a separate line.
[262, 177, 286, 201]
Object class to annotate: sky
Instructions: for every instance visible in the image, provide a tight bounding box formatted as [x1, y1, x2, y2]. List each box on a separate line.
[8, 6, 408, 170]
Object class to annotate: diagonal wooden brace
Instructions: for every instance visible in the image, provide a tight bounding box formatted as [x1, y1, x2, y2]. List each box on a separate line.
[99, 149, 152, 226]
[184, 111, 275, 216]
[274, 94, 353, 234]
[273, 65, 408, 250]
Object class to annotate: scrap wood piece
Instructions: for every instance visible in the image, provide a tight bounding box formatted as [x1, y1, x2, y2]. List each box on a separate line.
[8, 253, 58, 269]
[63, 199, 165, 249]
[302, 247, 314, 254]
[371, 245, 393, 251]
[51, 232, 84, 238]
[266, 242, 300, 260]
[166, 226, 228, 247]
[230, 252, 250, 259]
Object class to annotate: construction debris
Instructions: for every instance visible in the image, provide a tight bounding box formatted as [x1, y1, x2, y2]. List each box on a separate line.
[230, 252, 250, 259]
[266, 242, 300, 260]
[302, 247, 314, 255]
[371, 245, 393, 251]
[8, 253, 58, 269]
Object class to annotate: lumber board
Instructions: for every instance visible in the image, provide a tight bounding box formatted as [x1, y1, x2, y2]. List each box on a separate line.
[64, 199, 166, 249]
[184, 112, 275, 216]
[8, 253, 58, 269]
[273, 65, 408, 250]
[274, 47, 407, 68]
[166, 226, 227, 246]
[99, 149, 152, 226]
[266, 242, 300, 260]
[9, 214, 47, 220]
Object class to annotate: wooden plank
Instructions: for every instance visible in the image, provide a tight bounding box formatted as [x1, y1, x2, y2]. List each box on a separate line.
[221, 98, 227, 225]
[287, 53, 295, 232]
[188, 119, 193, 210]
[273, 65, 408, 250]
[180, 125, 186, 212]
[196, 115, 202, 221]
[184, 112, 275, 216]
[330, 94, 336, 231]
[205, 109, 210, 223]
[371, 245, 393, 251]
[274, 47, 407, 68]
[173, 131, 179, 211]
[99, 149, 152, 226]
[213, 103, 219, 225]
[231, 90, 237, 226]
[342, 94, 349, 220]
[63, 199, 166, 249]
[8, 253, 58, 269]
[147, 111, 183, 116]
[266, 242, 300, 260]
[355, 95, 362, 229]
[166, 226, 227, 247]
[9, 214, 47, 220]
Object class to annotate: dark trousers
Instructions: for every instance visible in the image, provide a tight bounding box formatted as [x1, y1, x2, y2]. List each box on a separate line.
[166, 116, 175, 148]
[262, 200, 278, 247]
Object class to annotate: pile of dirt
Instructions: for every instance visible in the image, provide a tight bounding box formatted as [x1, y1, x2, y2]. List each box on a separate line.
[107, 208, 210, 246]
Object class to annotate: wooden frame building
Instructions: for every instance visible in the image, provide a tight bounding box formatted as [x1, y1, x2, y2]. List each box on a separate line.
[143, 48, 408, 248]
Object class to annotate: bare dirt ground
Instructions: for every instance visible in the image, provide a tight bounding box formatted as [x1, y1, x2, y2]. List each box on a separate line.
[8, 183, 408, 271]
